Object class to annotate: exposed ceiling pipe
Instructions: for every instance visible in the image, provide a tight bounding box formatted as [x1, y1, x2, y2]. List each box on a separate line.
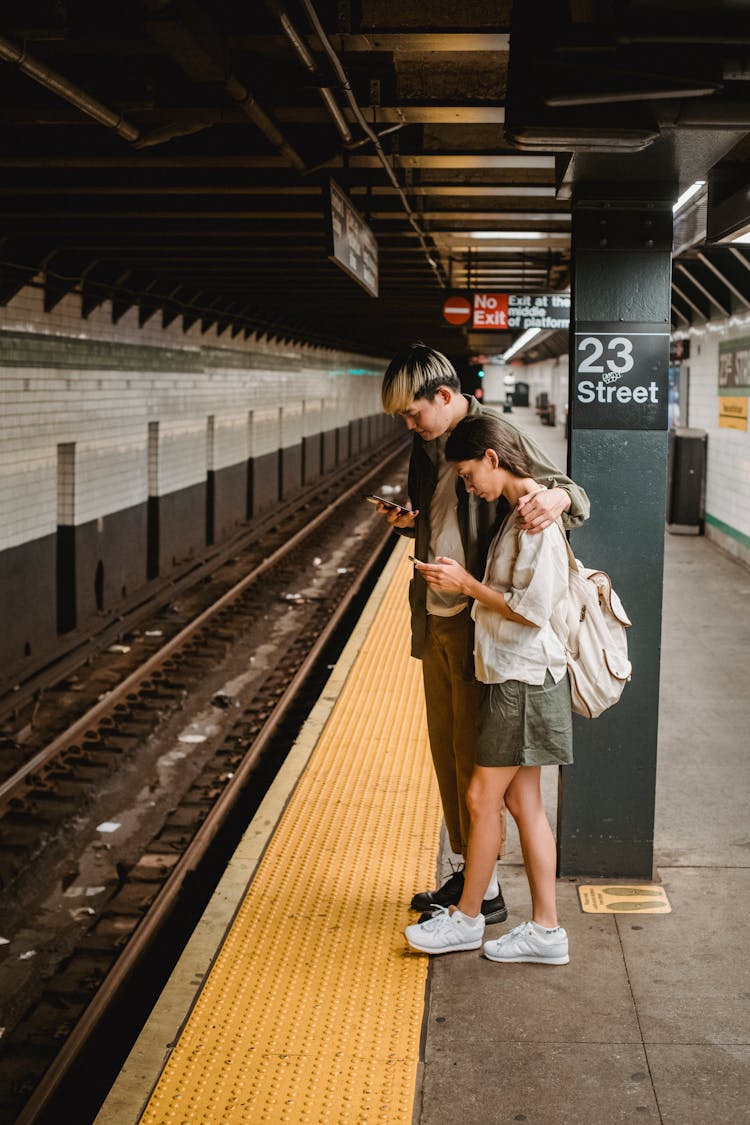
[272, 6, 353, 144]
[0, 33, 140, 143]
[298, 0, 448, 288]
[0, 32, 221, 150]
[138, 4, 308, 172]
[222, 74, 307, 172]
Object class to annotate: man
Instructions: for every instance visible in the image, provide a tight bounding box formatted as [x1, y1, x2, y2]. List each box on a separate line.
[378, 343, 589, 922]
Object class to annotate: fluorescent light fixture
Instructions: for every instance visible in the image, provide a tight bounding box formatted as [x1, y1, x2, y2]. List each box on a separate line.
[470, 230, 546, 239]
[501, 327, 542, 362]
[673, 180, 706, 214]
[731, 231, 750, 244]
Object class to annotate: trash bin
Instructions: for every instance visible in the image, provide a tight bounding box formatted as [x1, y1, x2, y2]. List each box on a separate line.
[667, 427, 707, 533]
[512, 381, 529, 407]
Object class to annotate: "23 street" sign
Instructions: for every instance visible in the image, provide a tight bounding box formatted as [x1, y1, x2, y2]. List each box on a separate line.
[571, 323, 669, 431]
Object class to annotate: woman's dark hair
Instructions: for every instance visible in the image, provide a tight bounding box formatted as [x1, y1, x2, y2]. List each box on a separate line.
[445, 414, 532, 478]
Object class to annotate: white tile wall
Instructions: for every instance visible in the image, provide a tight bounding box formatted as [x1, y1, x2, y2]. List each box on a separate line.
[281, 402, 303, 448]
[0, 284, 386, 553]
[680, 318, 750, 544]
[251, 408, 282, 459]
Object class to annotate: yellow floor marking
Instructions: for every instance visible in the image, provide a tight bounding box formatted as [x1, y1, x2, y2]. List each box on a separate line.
[578, 884, 672, 914]
[139, 544, 441, 1124]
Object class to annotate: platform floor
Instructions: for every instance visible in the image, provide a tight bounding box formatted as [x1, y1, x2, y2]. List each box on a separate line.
[96, 408, 750, 1125]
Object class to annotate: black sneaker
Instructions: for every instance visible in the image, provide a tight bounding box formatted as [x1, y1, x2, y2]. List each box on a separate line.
[410, 867, 465, 912]
[418, 889, 507, 926]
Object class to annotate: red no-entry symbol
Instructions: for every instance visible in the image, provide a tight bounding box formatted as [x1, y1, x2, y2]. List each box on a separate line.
[442, 295, 472, 325]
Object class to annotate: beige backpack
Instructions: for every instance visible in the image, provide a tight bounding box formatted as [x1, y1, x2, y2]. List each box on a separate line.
[556, 527, 633, 719]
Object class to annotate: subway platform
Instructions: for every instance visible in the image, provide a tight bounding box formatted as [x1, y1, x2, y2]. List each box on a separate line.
[95, 407, 750, 1125]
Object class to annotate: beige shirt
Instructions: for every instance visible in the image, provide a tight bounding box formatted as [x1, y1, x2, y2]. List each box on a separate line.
[427, 439, 468, 618]
[472, 507, 568, 685]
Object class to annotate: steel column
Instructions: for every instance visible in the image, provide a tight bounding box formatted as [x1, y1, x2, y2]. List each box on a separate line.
[559, 193, 673, 877]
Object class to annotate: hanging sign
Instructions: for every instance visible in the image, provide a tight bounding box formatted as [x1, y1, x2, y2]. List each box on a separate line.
[442, 295, 472, 325]
[442, 291, 569, 330]
[571, 322, 669, 431]
[327, 179, 379, 298]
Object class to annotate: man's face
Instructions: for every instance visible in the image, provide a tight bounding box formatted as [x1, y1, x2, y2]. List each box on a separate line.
[398, 390, 450, 441]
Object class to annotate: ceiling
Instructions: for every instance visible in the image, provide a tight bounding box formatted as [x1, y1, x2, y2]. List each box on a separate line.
[0, 1, 749, 361]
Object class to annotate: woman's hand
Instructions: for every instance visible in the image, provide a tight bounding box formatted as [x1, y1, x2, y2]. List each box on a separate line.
[517, 486, 570, 533]
[415, 556, 473, 596]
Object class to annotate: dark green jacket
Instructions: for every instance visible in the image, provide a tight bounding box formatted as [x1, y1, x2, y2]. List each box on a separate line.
[401, 396, 590, 665]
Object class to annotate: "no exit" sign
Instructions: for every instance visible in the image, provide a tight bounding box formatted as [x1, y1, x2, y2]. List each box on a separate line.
[442, 292, 508, 328]
[442, 291, 569, 331]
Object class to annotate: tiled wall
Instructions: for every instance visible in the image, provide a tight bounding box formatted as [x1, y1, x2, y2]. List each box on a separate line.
[0, 282, 386, 556]
[482, 357, 569, 422]
[677, 318, 750, 566]
[0, 281, 394, 668]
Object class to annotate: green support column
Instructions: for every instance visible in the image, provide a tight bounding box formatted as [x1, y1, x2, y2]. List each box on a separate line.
[559, 193, 673, 877]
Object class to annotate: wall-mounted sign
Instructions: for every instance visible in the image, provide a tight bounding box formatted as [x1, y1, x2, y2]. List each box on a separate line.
[327, 179, 379, 298]
[719, 335, 750, 388]
[442, 291, 569, 331]
[719, 396, 749, 431]
[570, 322, 669, 431]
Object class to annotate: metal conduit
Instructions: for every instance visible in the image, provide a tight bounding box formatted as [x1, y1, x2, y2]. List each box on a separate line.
[297, 0, 448, 288]
[276, 8, 353, 143]
[0, 31, 304, 164]
[0, 34, 141, 143]
[223, 74, 307, 172]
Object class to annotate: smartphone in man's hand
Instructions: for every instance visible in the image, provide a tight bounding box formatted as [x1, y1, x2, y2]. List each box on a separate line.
[365, 493, 411, 515]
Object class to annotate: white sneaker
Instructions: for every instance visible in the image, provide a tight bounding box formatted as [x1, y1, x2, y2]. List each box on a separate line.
[483, 921, 569, 965]
[405, 906, 485, 954]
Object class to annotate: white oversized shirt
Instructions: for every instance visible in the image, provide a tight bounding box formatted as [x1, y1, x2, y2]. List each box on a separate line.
[426, 437, 469, 618]
[471, 506, 569, 686]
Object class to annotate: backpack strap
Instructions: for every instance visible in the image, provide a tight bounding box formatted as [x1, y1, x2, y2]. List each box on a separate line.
[556, 519, 579, 574]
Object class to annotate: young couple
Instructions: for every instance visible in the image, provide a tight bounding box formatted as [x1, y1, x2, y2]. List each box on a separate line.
[378, 344, 589, 965]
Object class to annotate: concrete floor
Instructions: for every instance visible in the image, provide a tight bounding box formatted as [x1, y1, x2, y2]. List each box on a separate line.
[421, 406, 750, 1125]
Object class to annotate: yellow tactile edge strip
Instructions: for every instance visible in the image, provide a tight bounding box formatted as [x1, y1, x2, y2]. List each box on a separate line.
[127, 541, 440, 1124]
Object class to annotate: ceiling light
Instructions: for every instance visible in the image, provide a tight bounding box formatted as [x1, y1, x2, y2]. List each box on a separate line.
[501, 327, 542, 362]
[470, 231, 546, 239]
[673, 181, 706, 214]
[731, 231, 750, 244]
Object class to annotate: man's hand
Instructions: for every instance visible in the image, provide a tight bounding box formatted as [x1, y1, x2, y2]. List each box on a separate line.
[375, 501, 419, 529]
[517, 486, 570, 533]
[416, 556, 472, 596]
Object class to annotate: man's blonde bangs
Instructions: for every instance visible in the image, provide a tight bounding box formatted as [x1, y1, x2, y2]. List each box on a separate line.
[381, 369, 415, 414]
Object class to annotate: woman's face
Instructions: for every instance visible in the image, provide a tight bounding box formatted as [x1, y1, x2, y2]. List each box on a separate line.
[454, 451, 504, 501]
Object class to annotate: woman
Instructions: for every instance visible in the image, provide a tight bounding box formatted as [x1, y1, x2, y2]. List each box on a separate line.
[405, 413, 573, 964]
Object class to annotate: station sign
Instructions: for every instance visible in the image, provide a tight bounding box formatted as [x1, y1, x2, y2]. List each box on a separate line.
[570, 322, 669, 431]
[719, 335, 750, 388]
[326, 179, 379, 298]
[442, 291, 570, 331]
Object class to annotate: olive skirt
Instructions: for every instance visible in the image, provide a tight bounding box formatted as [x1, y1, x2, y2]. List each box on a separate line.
[476, 671, 573, 768]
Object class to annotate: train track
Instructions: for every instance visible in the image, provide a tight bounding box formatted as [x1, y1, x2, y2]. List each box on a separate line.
[0, 441, 410, 1124]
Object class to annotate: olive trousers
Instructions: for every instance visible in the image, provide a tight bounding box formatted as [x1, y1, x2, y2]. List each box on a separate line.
[421, 609, 506, 858]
